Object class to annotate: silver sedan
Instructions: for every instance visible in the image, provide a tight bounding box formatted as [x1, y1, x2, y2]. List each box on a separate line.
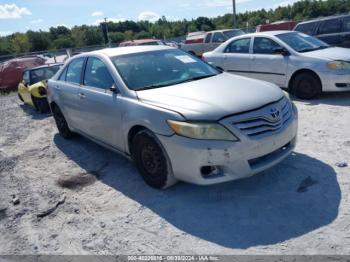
[203, 31, 350, 99]
[48, 46, 298, 189]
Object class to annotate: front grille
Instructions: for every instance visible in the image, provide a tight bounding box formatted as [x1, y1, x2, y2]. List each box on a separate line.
[230, 98, 292, 138]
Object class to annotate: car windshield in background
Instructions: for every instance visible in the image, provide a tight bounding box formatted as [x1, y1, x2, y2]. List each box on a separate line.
[277, 32, 329, 53]
[223, 30, 244, 40]
[30, 66, 61, 84]
[112, 49, 220, 91]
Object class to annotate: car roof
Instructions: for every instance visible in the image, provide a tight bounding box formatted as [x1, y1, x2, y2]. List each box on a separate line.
[297, 14, 350, 24]
[84, 45, 174, 58]
[234, 30, 295, 38]
[27, 63, 62, 71]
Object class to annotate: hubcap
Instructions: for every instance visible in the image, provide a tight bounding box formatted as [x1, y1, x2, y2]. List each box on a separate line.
[141, 144, 161, 176]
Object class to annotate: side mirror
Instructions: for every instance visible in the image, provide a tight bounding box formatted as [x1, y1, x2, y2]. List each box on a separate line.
[273, 48, 290, 56]
[109, 85, 118, 93]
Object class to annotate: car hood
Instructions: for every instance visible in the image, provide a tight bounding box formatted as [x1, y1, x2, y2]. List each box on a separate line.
[136, 73, 284, 121]
[301, 47, 350, 61]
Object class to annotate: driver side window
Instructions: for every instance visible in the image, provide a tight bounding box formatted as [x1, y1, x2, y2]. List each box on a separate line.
[253, 37, 282, 54]
[23, 71, 30, 85]
[84, 57, 114, 90]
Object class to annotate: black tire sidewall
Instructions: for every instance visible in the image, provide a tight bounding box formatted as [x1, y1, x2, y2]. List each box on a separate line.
[52, 106, 73, 139]
[131, 131, 170, 189]
[293, 73, 321, 100]
[32, 97, 49, 113]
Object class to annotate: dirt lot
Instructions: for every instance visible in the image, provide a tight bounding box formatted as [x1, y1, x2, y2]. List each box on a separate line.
[0, 92, 349, 255]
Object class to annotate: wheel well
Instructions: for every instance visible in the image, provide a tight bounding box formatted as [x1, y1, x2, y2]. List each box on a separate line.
[50, 102, 58, 111]
[127, 125, 148, 154]
[288, 69, 322, 91]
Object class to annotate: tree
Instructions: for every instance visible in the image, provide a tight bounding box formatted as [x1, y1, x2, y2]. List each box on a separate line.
[109, 32, 125, 43]
[10, 33, 31, 54]
[27, 31, 50, 52]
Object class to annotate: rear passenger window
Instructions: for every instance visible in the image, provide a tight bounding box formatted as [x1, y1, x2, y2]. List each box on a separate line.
[84, 57, 114, 89]
[225, 38, 251, 54]
[295, 22, 317, 35]
[343, 16, 350, 32]
[318, 19, 341, 34]
[66, 58, 85, 84]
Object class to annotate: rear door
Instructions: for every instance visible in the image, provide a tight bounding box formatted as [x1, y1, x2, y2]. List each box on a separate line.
[316, 18, 342, 46]
[341, 16, 350, 48]
[251, 37, 288, 87]
[76, 56, 124, 150]
[56, 57, 85, 128]
[223, 37, 252, 77]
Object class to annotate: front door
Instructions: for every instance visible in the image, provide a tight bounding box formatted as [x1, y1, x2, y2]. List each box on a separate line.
[250, 37, 288, 87]
[76, 57, 124, 150]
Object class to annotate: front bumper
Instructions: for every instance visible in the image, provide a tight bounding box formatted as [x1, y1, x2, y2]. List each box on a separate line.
[157, 116, 298, 185]
[319, 71, 350, 92]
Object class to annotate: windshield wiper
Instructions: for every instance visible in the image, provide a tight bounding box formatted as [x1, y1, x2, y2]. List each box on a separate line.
[175, 74, 217, 84]
[299, 46, 329, 53]
[136, 74, 217, 91]
[137, 83, 170, 91]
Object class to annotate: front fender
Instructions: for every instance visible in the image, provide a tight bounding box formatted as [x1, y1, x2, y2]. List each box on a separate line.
[120, 97, 184, 153]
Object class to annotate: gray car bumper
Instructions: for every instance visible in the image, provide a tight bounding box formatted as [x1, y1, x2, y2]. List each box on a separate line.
[157, 118, 298, 185]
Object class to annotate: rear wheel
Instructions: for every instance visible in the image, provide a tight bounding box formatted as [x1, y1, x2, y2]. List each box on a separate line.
[131, 130, 177, 189]
[292, 72, 321, 100]
[18, 93, 24, 102]
[32, 96, 50, 113]
[51, 105, 74, 139]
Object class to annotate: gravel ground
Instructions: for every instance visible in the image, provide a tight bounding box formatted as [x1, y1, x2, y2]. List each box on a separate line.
[0, 93, 349, 255]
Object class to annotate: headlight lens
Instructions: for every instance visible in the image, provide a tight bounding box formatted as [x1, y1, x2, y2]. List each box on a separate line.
[327, 61, 350, 70]
[167, 120, 239, 141]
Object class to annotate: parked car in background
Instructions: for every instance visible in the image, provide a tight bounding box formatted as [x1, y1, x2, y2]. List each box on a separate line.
[0, 56, 46, 92]
[203, 31, 350, 99]
[294, 15, 350, 48]
[180, 29, 244, 57]
[48, 46, 298, 189]
[257, 21, 297, 32]
[119, 39, 166, 47]
[18, 64, 62, 113]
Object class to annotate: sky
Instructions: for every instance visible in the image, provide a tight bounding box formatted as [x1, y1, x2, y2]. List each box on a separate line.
[0, 0, 299, 36]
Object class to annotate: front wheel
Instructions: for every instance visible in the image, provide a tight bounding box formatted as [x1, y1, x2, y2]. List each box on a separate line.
[292, 72, 322, 100]
[52, 105, 74, 139]
[131, 130, 177, 189]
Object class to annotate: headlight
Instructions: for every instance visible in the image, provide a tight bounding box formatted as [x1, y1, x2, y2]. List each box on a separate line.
[327, 61, 350, 70]
[167, 120, 239, 141]
[283, 90, 291, 100]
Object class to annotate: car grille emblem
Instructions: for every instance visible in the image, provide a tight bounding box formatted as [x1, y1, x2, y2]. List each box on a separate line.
[269, 108, 281, 121]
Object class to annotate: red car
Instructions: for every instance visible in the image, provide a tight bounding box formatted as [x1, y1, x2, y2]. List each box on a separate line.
[0, 57, 46, 92]
[256, 21, 297, 32]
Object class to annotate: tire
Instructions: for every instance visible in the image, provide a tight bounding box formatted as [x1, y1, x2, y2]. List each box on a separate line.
[32, 96, 50, 113]
[18, 93, 24, 102]
[292, 72, 321, 100]
[131, 130, 177, 189]
[51, 105, 74, 139]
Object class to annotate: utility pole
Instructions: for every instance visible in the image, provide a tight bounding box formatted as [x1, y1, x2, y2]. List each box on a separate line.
[232, 0, 237, 29]
[104, 18, 110, 47]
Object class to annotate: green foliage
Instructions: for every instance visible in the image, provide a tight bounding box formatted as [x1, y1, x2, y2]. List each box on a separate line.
[1, 0, 350, 56]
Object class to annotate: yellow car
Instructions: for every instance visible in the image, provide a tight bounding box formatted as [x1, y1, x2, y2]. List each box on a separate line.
[18, 64, 62, 113]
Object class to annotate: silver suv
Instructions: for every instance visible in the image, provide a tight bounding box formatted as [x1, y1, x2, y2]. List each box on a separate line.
[48, 46, 298, 189]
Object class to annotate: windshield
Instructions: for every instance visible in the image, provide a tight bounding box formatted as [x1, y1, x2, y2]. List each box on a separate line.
[112, 49, 220, 91]
[30, 65, 61, 84]
[277, 32, 329, 53]
[223, 30, 244, 40]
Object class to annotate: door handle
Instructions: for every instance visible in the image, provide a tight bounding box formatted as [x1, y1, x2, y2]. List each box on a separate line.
[78, 93, 86, 99]
[54, 85, 60, 90]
